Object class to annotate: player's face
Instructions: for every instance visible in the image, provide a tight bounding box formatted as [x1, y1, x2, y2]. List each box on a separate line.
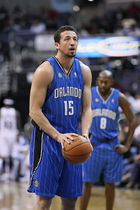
[97, 76, 112, 95]
[55, 31, 78, 57]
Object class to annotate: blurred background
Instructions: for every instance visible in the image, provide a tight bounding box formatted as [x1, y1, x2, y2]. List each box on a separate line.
[0, 0, 140, 194]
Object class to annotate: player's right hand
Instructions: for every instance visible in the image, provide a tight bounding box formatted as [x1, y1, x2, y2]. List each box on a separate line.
[56, 133, 78, 148]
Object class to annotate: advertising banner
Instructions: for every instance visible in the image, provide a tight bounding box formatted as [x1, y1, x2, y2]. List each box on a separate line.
[76, 36, 140, 57]
[34, 34, 140, 57]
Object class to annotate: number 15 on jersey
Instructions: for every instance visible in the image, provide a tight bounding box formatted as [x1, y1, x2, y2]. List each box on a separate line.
[64, 100, 74, 115]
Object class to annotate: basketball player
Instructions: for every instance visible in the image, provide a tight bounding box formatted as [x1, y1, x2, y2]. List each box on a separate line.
[0, 98, 21, 180]
[80, 70, 136, 210]
[28, 25, 92, 210]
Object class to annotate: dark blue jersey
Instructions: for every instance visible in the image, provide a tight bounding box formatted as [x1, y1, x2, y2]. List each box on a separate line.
[90, 86, 120, 140]
[42, 57, 84, 133]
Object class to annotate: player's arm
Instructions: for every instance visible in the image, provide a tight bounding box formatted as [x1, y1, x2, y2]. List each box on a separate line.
[80, 62, 92, 139]
[29, 61, 73, 144]
[115, 93, 136, 153]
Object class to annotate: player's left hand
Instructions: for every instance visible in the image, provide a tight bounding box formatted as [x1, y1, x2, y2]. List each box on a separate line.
[114, 144, 129, 154]
[82, 134, 90, 142]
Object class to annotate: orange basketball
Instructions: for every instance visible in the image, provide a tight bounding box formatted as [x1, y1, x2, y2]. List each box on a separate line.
[62, 134, 93, 164]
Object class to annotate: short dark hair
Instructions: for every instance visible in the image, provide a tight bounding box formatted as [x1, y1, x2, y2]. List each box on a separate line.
[54, 25, 78, 43]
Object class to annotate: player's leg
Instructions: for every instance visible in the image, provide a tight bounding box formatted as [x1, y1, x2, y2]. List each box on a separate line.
[10, 134, 19, 180]
[80, 146, 104, 210]
[61, 197, 77, 210]
[80, 182, 93, 210]
[104, 150, 123, 210]
[10, 158, 20, 181]
[3, 157, 10, 174]
[35, 196, 52, 210]
[56, 160, 83, 198]
[28, 131, 64, 197]
[0, 136, 11, 180]
[105, 183, 115, 210]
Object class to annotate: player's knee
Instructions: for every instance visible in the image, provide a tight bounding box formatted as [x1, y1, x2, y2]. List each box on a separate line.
[37, 196, 52, 210]
[61, 197, 77, 210]
[105, 183, 115, 188]
[105, 183, 115, 192]
[84, 182, 93, 189]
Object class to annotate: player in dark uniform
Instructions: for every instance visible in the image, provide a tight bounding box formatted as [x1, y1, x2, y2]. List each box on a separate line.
[28, 25, 92, 210]
[80, 70, 136, 210]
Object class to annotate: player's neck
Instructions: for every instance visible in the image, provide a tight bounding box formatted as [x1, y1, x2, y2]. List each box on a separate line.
[99, 89, 112, 100]
[55, 55, 74, 73]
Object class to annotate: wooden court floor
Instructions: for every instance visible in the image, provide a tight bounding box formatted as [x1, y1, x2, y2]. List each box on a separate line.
[0, 182, 140, 210]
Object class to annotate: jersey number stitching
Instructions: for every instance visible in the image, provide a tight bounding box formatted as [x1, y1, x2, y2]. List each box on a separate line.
[100, 117, 107, 129]
[64, 100, 74, 115]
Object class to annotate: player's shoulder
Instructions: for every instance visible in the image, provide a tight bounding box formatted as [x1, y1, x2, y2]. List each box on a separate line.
[0, 107, 7, 112]
[117, 90, 130, 106]
[33, 59, 54, 82]
[36, 60, 53, 74]
[79, 60, 91, 72]
[118, 91, 128, 100]
[111, 88, 120, 96]
[78, 60, 92, 82]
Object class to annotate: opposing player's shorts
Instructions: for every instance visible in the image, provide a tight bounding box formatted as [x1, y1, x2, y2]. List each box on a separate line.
[28, 127, 82, 198]
[82, 145, 123, 183]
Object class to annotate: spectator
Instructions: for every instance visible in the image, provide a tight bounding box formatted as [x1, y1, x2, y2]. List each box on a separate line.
[0, 98, 21, 181]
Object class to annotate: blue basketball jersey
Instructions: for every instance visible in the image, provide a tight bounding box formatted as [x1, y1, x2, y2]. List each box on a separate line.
[90, 86, 120, 141]
[83, 87, 123, 183]
[28, 57, 84, 198]
[43, 57, 84, 133]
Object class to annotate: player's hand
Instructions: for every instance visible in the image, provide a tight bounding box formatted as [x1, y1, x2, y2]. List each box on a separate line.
[114, 144, 129, 154]
[82, 134, 93, 153]
[82, 134, 90, 142]
[56, 133, 78, 147]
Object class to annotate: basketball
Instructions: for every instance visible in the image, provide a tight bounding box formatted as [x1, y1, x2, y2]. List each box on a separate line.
[62, 134, 93, 164]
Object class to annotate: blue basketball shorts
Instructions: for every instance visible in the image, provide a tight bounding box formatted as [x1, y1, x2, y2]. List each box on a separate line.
[82, 146, 123, 183]
[27, 127, 82, 198]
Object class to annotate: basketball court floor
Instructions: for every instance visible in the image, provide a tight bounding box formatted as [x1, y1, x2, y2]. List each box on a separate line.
[0, 182, 140, 210]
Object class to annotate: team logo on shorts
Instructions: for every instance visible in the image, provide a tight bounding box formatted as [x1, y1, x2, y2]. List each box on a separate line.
[95, 98, 99, 102]
[33, 179, 39, 187]
[112, 99, 114, 103]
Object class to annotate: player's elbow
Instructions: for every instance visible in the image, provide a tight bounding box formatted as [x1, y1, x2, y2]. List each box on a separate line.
[29, 111, 33, 120]
[29, 106, 42, 122]
[29, 109, 37, 121]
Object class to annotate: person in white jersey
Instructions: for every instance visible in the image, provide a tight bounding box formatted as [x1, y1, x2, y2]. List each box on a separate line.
[0, 98, 21, 181]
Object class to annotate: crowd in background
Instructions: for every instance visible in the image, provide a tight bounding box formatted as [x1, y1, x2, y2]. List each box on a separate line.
[0, 3, 140, 35]
[0, 2, 140, 189]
